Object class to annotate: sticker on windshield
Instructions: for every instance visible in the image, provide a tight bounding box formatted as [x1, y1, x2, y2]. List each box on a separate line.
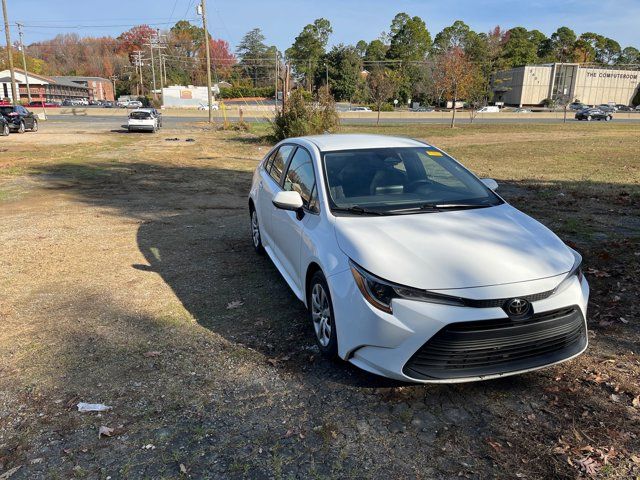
[426, 150, 443, 156]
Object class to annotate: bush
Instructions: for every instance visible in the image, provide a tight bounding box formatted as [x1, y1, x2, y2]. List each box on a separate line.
[270, 89, 339, 142]
[632, 88, 640, 107]
[370, 102, 394, 112]
[218, 86, 275, 99]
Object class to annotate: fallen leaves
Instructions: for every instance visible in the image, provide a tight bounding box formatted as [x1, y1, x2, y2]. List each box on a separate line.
[143, 351, 162, 358]
[632, 395, 640, 408]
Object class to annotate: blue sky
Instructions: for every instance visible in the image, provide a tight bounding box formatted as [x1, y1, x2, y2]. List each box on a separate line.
[7, 0, 640, 50]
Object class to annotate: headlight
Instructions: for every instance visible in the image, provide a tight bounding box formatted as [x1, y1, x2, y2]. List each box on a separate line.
[349, 260, 465, 313]
[554, 248, 584, 294]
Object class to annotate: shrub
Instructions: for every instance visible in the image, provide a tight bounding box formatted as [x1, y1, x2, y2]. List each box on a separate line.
[269, 89, 339, 141]
[370, 102, 394, 112]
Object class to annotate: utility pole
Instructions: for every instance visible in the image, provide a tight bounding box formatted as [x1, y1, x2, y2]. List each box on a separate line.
[274, 51, 278, 111]
[1, 0, 18, 105]
[133, 51, 144, 96]
[109, 75, 118, 102]
[198, 0, 214, 123]
[325, 63, 329, 93]
[146, 39, 157, 100]
[16, 23, 31, 103]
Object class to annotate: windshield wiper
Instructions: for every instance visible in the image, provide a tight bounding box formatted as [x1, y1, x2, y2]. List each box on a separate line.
[332, 205, 385, 216]
[420, 203, 492, 210]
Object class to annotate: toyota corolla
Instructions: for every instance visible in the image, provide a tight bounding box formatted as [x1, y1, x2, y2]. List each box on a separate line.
[248, 134, 589, 383]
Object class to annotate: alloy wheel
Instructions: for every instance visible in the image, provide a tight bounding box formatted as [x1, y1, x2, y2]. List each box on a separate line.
[18, 121, 25, 133]
[251, 210, 260, 248]
[32, 121, 38, 132]
[311, 283, 332, 347]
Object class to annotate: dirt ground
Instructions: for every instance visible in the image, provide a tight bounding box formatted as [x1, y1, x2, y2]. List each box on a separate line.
[0, 120, 639, 479]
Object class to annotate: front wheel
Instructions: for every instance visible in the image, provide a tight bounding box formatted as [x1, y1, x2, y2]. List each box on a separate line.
[605, 116, 612, 122]
[250, 207, 264, 254]
[1, 123, 8, 136]
[586, 116, 592, 122]
[309, 271, 338, 358]
[31, 120, 38, 132]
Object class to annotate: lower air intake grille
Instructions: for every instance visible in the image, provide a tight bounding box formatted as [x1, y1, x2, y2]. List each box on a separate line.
[403, 306, 587, 380]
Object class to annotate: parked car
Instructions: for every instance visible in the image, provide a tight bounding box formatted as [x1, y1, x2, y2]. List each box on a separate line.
[597, 104, 616, 113]
[514, 108, 532, 113]
[139, 107, 162, 127]
[127, 109, 158, 132]
[350, 106, 372, 112]
[636, 105, 640, 111]
[614, 104, 633, 112]
[0, 115, 9, 136]
[127, 101, 143, 109]
[28, 101, 60, 108]
[248, 134, 589, 383]
[103, 101, 115, 108]
[568, 102, 586, 111]
[412, 106, 435, 112]
[0, 105, 38, 133]
[575, 108, 612, 121]
[197, 102, 219, 111]
[477, 106, 500, 113]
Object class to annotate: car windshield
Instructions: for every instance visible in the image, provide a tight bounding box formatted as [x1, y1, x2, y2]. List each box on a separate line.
[323, 147, 502, 214]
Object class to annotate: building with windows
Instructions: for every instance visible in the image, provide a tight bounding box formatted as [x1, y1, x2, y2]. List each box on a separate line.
[492, 63, 640, 107]
[0, 69, 90, 103]
[51, 76, 115, 101]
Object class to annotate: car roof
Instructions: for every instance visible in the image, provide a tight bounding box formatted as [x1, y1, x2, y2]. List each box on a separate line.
[301, 134, 428, 152]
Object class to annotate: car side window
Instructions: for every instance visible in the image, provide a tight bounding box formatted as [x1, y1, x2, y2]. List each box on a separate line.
[268, 145, 294, 183]
[283, 147, 317, 212]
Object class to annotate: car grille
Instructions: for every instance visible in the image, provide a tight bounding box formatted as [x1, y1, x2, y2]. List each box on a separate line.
[403, 306, 586, 380]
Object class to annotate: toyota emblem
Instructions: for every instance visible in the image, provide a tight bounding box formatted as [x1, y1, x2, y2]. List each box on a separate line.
[506, 298, 531, 317]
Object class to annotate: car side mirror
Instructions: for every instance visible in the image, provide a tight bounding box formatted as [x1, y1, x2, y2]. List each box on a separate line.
[272, 191, 305, 220]
[481, 178, 499, 190]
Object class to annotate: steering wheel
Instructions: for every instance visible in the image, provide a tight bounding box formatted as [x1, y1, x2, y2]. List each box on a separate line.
[405, 179, 432, 192]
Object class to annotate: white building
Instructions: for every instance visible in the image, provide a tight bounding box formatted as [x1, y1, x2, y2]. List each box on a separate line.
[161, 84, 220, 108]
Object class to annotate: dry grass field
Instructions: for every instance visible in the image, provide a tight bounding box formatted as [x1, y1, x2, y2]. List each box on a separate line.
[0, 120, 639, 479]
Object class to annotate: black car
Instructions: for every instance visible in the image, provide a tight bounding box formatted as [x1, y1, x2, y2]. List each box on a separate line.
[0, 115, 9, 136]
[575, 108, 612, 121]
[0, 105, 38, 133]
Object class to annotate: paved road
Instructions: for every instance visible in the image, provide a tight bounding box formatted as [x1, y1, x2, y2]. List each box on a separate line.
[43, 114, 640, 131]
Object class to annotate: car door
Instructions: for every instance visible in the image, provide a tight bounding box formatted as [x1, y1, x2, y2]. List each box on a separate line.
[256, 144, 295, 246]
[270, 146, 318, 290]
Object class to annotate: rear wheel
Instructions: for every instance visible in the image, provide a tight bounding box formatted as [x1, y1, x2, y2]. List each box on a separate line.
[586, 115, 592, 122]
[17, 121, 25, 133]
[1, 123, 8, 136]
[309, 271, 338, 358]
[250, 207, 264, 254]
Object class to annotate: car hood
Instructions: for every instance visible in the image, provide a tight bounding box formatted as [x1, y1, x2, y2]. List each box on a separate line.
[334, 203, 574, 290]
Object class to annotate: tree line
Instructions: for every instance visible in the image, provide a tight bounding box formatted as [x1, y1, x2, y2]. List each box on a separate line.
[0, 14, 638, 105]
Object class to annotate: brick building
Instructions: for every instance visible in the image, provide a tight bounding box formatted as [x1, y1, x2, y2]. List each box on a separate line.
[51, 76, 115, 101]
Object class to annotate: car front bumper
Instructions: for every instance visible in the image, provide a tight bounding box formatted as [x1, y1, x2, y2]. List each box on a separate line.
[327, 268, 589, 383]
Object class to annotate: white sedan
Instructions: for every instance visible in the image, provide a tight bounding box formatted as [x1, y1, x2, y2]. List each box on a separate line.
[248, 134, 589, 383]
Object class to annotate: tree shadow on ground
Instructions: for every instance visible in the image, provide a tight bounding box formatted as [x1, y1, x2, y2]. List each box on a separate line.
[23, 160, 640, 479]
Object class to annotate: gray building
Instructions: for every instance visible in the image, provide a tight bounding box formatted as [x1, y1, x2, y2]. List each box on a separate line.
[492, 63, 640, 107]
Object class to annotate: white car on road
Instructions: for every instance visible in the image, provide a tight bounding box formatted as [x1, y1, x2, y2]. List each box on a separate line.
[127, 109, 159, 132]
[248, 134, 589, 383]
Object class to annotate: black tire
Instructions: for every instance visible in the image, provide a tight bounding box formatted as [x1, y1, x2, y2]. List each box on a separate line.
[31, 120, 38, 132]
[586, 115, 592, 122]
[17, 121, 25, 133]
[606, 116, 612, 122]
[1, 123, 8, 136]
[250, 206, 264, 254]
[308, 270, 338, 359]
